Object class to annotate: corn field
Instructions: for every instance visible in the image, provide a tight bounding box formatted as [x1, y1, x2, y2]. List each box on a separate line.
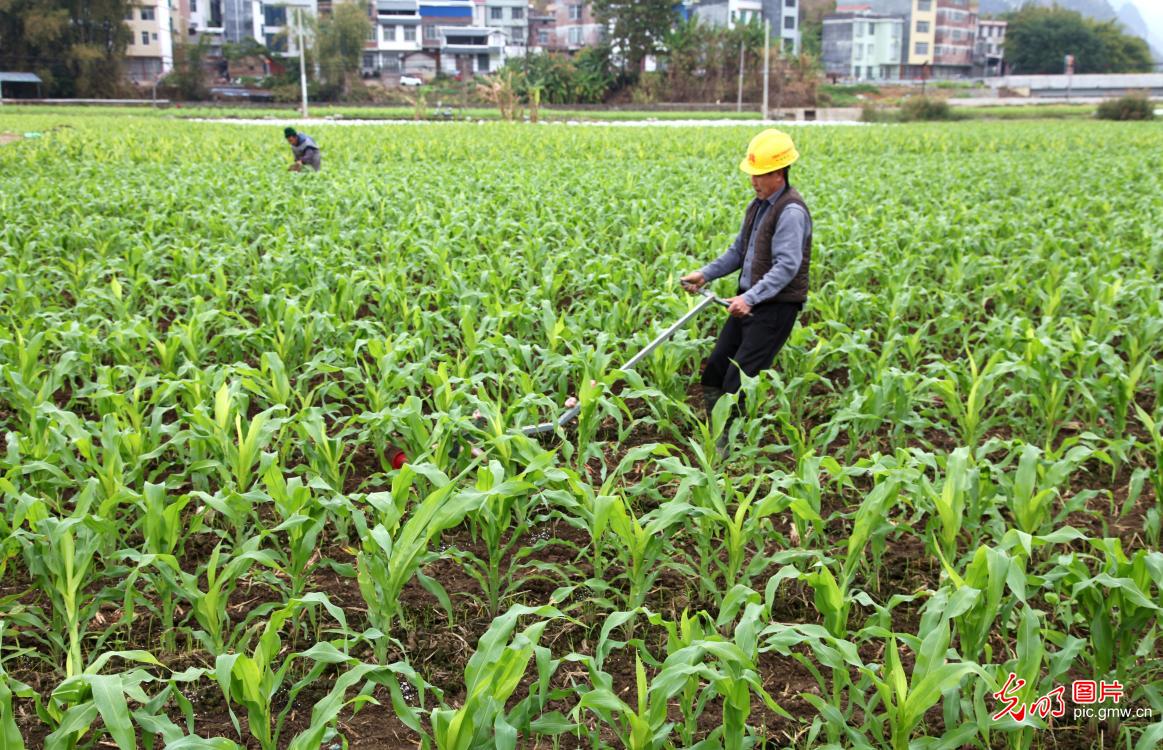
[0, 111, 1161, 750]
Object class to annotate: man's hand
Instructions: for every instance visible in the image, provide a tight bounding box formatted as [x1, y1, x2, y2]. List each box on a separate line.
[289, 162, 302, 172]
[680, 271, 706, 292]
[725, 296, 752, 318]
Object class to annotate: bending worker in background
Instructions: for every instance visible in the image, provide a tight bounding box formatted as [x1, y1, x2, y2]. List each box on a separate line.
[681, 128, 812, 428]
[284, 127, 321, 172]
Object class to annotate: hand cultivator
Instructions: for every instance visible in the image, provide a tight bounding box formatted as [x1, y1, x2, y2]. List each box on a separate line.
[442, 287, 729, 460]
[517, 287, 729, 436]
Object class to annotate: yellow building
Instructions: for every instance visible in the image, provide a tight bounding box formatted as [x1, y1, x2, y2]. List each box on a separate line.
[125, 1, 176, 83]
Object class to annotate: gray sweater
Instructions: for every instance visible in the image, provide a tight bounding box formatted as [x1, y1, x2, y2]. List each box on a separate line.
[699, 186, 810, 307]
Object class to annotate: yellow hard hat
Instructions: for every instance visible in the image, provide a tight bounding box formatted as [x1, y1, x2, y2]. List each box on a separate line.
[739, 129, 799, 175]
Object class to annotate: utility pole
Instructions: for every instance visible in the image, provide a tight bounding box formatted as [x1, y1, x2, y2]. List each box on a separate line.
[762, 19, 770, 120]
[297, 7, 309, 118]
[1064, 53, 1074, 101]
[736, 39, 745, 113]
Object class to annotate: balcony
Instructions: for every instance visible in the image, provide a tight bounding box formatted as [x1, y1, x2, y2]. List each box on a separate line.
[377, 0, 418, 14]
[441, 26, 501, 53]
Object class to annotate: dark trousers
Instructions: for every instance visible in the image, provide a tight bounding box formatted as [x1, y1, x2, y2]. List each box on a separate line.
[701, 300, 801, 396]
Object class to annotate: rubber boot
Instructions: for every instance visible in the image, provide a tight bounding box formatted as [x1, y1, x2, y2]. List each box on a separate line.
[702, 386, 723, 419]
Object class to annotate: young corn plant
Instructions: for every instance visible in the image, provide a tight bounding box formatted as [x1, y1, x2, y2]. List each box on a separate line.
[171, 539, 281, 653]
[430, 604, 571, 750]
[452, 460, 559, 618]
[215, 593, 366, 750]
[934, 543, 1025, 664]
[1053, 540, 1163, 690]
[929, 349, 1008, 448]
[922, 447, 979, 562]
[40, 650, 203, 750]
[15, 491, 116, 678]
[859, 618, 986, 750]
[807, 474, 901, 636]
[260, 466, 327, 598]
[355, 459, 495, 659]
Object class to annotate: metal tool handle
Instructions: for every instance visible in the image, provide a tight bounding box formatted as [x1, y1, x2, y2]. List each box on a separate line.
[519, 291, 724, 436]
[692, 286, 730, 308]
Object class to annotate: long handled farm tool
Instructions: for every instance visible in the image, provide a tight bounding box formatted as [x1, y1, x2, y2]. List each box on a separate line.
[434, 287, 730, 461]
[515, 287, 729, 436]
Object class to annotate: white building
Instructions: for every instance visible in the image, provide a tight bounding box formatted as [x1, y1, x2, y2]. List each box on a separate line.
[367, 0, 425, 74]
[690, 0, 801, 54]
[763, 0, 800, 53]
[440, 25, 506, 76]
[480, 0, 528, 55]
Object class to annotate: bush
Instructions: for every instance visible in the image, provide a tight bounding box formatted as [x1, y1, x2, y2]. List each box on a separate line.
[1096, 93, 1155, 121]
[861, 104, 892, 123]
[899, 96, 953, 121]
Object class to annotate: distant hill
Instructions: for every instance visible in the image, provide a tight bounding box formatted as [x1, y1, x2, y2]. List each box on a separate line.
[981, 0, 1161, 61]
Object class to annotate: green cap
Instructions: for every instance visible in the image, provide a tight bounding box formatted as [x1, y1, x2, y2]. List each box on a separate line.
[284, 127, 297, 137]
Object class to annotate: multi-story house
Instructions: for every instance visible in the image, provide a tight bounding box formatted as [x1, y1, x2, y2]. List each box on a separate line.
[528, 4, 556, 52]
[762, 0, 800, 53]
[692, 0, 763, 29]
[973, 18, 1004, 76]
[903, 0, 975, 78]
[932, 0, 975, 76]
[440, 25, 506, 75]
[822, 11, 904, 81]
[125, 1, 176, 83]
[365, 0, 424, 75]
[481, 0, 529, 52]
[173, 0, 221, 51]
[553, 1, 601, 52]
[691, 0, 801, 54]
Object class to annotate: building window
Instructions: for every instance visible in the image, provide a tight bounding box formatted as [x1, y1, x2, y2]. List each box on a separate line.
[568, 26, 581, 44]
[914, 41, 928, 55]
[403, 25, 415, 41]
[490, 6, 503, 20]
[917, 0, 931, 10]
[538, 29, 548, 44]
[383, 24, 396, 40]
[915, 20, 928, 33]
[785, 0, 794, 6]
[190, 0, 196, 11]
[783, 15, 794, 29]
[125, 8, 134, 19]
[854, 44, 862, 61]
[569, 4, 582, 20]
[263, 5, 285, 26]
[142, 6, 156, 20]
[141, 30, 150, 44]
[511, 6, 523, 19]
[868, 22, 874, 35]
[424, 24, 437, 39]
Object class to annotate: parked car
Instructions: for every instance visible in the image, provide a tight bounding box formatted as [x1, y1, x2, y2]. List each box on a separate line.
[399, 75, 423, 87]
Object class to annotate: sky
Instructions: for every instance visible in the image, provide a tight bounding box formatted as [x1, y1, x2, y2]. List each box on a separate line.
[1124, 0, 1163, 46]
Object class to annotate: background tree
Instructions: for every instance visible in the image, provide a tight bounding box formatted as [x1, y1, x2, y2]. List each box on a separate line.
[799, 0, 838, 58]
[1004, 5, 1151, 74]
[165, 38, 211, 100]
[0, 0, 131, 96]
[315, 0, 372, 98]
[591, 0, 679, 76]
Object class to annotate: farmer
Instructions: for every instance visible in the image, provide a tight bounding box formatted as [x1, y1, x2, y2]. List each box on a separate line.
[284, 127, 321, 172]
[681, 128, 812, 424]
